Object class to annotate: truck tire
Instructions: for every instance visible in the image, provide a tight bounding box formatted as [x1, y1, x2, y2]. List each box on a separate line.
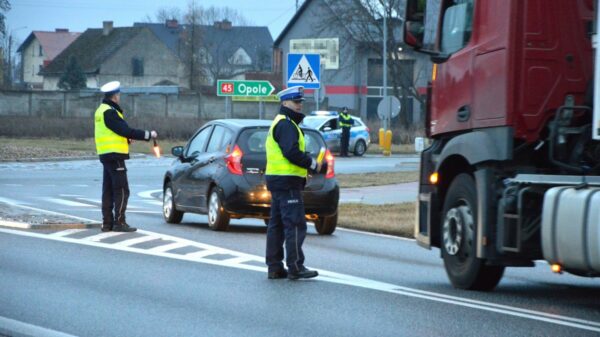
[441, 174, 504, 291]
[314, 213, 337, 235]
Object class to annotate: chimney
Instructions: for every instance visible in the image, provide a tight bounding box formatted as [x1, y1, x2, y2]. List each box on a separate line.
[103, 21, 113, 36]
[55, 28, 69, 33]
[221, 19, 232, 30]
[166, 19, 179, 29]
[214, 20, 232, 30]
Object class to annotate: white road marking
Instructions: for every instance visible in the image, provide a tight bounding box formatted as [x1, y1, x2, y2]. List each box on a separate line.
[112, 235, 157, 247]
[2, 184, 23, 187]
[42, 197, 93, 207]
[0, 315, 77, 337]
[147, 241, 190, 253]
[49, 229, 88, 237]
[1, 226, 599, 332]
[127, 210, 162, 214]
[82, 231, 126, 242]
[138, 189, 161, 199]
[144, 200, 163, 206]
[71, 184, 89, 187]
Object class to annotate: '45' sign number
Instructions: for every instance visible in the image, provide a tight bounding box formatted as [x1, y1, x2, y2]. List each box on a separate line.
[221, 82, 234, 94]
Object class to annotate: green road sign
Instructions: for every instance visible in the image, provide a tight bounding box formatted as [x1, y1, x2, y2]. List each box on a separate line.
[217, 80, 275, 97]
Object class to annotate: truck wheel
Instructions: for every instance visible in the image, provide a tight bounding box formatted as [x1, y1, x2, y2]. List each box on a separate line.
[208, 188, 230, 231]
[163, 182, 184, 224]
[314, 213, 337, 235]
[441, 174, 504, 291]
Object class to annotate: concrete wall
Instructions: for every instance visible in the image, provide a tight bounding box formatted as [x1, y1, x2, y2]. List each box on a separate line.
[0, 90, 280, 120]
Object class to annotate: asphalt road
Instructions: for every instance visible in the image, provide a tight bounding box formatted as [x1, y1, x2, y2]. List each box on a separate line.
[1, 156, 599, 336]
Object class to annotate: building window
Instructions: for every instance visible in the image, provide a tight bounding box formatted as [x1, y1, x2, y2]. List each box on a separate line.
[290, 38, 339, 69]
[132, 57, 144, 76]
[39, 45, 43, 56]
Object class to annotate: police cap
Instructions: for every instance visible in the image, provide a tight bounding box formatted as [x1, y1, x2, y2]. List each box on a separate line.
[277, 86, 305, 102]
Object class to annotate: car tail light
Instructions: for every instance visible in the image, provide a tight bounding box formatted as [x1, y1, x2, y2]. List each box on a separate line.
[225, 144, 243, 175]
[325, 149, 335, 178]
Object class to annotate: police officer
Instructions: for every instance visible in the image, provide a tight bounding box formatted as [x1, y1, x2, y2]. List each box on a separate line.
[95, 81, 158, 232]
[338, 107, 354, 157]
[265, 86, 321, 280]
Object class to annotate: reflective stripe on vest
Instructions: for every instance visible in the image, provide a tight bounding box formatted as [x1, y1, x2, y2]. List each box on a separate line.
[265, 114, 307, 177]
[94, 103, 129, 155]
[339, 113, 352, 127]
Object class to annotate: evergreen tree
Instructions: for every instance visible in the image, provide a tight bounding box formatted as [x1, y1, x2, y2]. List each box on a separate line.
[58, 56, 87, 90]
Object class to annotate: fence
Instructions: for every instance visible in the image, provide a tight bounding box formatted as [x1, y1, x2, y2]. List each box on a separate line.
[0, 89, 281, 120]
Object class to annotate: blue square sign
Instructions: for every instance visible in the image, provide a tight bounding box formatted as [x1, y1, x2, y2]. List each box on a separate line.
[287, 53, 320, 89]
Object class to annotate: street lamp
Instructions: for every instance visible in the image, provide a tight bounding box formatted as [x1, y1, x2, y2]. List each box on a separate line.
[7, 26, 27, 87]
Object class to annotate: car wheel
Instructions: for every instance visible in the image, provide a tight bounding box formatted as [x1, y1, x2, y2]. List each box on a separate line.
[314, 213, 337, 235]
[354, 139, 367, 156]
[163, 182, 183, 224]
[208, 188, 230, 231]
[441, 174, 504, 291]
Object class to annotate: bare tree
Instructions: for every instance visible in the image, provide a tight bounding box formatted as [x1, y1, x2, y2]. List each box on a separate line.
[200, 6, 253, 26]
[0, 0, 10, 87]
[317, 0, 428, 127]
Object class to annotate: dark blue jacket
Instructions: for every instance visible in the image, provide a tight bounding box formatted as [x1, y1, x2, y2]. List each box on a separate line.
[266, 106, 313, 191]
[98, 99, 149, 163]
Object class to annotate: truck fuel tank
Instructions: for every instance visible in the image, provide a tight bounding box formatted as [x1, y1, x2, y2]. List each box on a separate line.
[542, 186, 600, 275]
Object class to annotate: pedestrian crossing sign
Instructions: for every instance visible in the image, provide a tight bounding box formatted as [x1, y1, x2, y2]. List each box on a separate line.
[287, 53, 320, 89]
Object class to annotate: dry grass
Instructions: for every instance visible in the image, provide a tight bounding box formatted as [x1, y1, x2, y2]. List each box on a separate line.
[0, 137, 188, 161]
[338, 202, 415, 237]
[336, 171, 419, 188]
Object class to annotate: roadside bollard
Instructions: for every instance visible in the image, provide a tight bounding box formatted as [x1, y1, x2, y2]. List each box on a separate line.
[383, 130, 392, 156]
[378, 128, 385, 149]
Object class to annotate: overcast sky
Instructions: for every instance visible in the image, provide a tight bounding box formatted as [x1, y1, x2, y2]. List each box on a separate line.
[6, 0, 300, 47]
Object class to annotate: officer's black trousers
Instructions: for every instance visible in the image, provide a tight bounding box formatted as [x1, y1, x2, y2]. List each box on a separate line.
[341, 127, 350, 156]
[101, 159, 130, 226]
[266, 189, 307, 273]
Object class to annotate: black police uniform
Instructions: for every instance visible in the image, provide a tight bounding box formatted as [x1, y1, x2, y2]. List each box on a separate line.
[266, 105, 319, 280]
[98, 99, 150, 231]
[339, 111, 354, 157]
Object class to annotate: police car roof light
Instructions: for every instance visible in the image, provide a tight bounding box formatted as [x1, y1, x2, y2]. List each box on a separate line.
[310, 111, 338, 116]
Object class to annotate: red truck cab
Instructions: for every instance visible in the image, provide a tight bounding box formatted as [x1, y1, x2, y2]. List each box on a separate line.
[404, 0, 599, 291]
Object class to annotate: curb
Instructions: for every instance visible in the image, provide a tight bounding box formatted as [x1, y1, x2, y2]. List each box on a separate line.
[0, 220, 100, 230]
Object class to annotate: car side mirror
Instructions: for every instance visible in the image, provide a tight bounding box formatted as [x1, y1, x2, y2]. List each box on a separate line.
[323, 127, 332, 132]
[171, 146, 184, 158]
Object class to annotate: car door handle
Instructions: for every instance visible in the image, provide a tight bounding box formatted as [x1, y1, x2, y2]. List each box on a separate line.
[457, 105, 471, 122]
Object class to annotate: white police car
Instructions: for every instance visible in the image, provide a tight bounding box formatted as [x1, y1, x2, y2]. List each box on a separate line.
[301, 111, 371, 156]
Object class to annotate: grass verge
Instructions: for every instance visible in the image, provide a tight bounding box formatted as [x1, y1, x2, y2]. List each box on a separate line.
[338, 202, 415, 238]
[336, 171, 418, 188]
[0, 137, 187, 161]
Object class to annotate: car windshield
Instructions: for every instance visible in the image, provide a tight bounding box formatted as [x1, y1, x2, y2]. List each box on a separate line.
[238, 127, 325, 155]
[300, 117, 325, 130]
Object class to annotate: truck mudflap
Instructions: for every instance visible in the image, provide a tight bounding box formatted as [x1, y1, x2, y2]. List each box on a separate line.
[542, 187, 600, 275]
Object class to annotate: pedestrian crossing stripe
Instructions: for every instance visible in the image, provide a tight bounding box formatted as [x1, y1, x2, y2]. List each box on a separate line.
[287, 53, 321, 89]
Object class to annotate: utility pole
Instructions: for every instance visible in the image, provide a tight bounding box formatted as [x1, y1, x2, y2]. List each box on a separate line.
[383, 8, 388, 130]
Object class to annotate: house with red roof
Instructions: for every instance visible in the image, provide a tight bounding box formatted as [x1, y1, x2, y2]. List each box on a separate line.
[17, 29, 81, 89]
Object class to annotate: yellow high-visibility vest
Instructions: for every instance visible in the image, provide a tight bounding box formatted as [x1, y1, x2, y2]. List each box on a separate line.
[339, 112, 353, 127]
[265, 114, 307, 177]
[94, 103, 129, 155]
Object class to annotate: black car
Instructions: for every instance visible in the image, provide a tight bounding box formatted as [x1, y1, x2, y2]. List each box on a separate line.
[162, 119, 339, 234]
